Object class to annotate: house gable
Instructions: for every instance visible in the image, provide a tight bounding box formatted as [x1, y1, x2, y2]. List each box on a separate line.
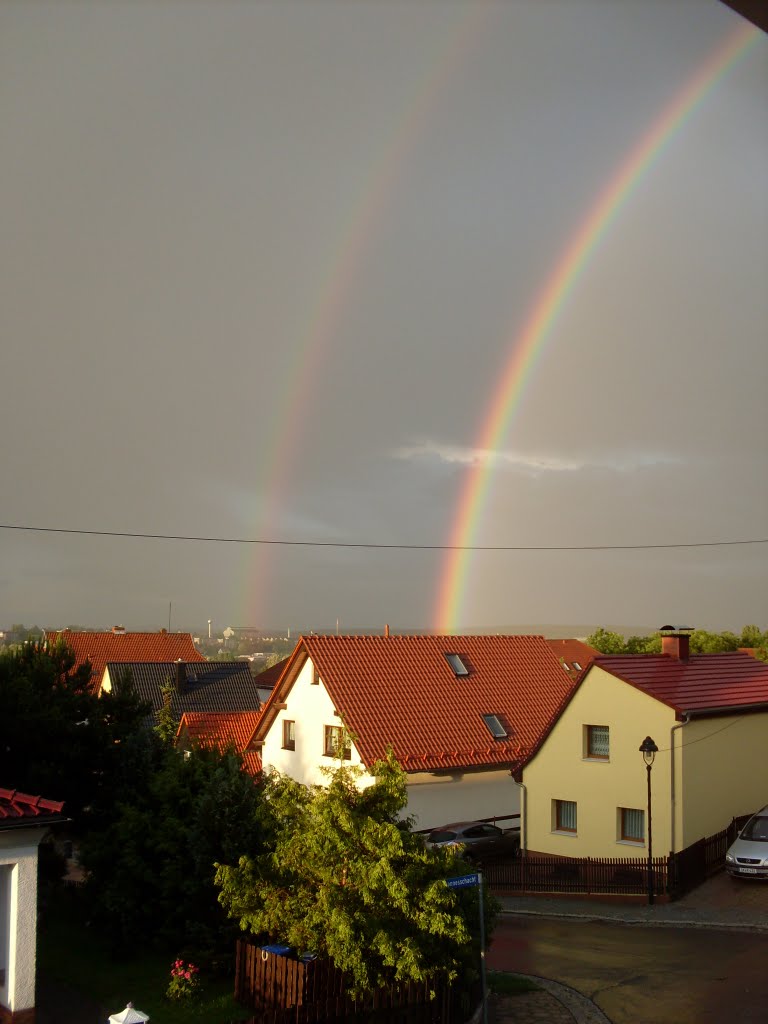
[522, 664, 675, 858]
[259, 652, 367, 786]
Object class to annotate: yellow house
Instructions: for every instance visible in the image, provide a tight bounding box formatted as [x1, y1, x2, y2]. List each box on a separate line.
[521, 630, 768, 858]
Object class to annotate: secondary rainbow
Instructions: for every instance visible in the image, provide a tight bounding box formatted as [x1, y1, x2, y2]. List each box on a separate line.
[245, 3, 490, 625]
[435, 19, 761, 634]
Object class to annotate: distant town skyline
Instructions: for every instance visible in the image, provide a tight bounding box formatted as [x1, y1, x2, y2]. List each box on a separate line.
[1, 1, 766, 633]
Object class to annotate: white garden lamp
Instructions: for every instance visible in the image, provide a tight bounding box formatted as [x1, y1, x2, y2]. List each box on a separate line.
[108, 1002, 150, 1024]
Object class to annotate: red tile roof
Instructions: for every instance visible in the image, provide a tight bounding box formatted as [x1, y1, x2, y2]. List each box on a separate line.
[45, 629, 206, 693]
[594, 652, 768, 715]
[257, 635, 575, 773]
[178, 711, 261, 751]
[177, 712, 262, 774]
[546, 639, 598, 677]
[0, 788, 65, 825]
[252, 657, 289, 691]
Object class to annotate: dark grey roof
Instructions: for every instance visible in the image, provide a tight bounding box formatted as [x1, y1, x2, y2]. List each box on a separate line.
[106, 661, 262, 716]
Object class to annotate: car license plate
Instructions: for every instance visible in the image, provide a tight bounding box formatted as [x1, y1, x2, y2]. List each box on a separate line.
[739, 868, 758, 874]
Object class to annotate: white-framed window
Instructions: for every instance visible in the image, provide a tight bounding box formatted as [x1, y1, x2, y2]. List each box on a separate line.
[282, 720, 295, 751]
[585, 725, 609, 760]
[553, 799, 577, 834]
[619, 807, 645, 844]
[324, 725, 351, 759]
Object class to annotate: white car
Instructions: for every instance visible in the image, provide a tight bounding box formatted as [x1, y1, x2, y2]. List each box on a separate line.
[725, 805, 768, 879]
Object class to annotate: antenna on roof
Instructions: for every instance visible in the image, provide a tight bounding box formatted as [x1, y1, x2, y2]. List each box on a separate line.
[168, 602, 172, 633]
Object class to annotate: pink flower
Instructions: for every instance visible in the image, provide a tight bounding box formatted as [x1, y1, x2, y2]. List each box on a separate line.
[184, 971, 191, 980]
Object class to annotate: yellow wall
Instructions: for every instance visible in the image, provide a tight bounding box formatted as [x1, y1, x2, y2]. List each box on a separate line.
[678, 711, 768, 847]
[522, 666, 675, 858]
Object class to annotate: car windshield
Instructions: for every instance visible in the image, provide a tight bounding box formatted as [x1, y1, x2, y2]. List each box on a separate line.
[429, 830, 458, 843]
[740, 816, 768, 842]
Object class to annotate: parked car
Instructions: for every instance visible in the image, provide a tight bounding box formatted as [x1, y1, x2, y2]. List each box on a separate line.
[725, 805, 768, 879]
[425, 821, 520, 863]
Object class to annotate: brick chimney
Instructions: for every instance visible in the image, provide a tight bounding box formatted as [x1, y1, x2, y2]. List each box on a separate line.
[660, 625, 693, 661]
[175, 659, 186, 693]
[112, 625, 126, 634]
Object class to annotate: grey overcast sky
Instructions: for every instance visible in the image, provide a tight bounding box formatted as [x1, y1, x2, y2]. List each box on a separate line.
[1, 0, 766, 636]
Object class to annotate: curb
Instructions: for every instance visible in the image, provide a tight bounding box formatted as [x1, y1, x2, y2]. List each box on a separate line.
[500, 906, 768, 933]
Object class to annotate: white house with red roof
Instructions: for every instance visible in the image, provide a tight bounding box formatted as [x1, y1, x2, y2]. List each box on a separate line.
[0, 789, 67, 1024]
[521, 628, 768, 859]
[44, 626, 206, 694]
[252, 633, 574, 831]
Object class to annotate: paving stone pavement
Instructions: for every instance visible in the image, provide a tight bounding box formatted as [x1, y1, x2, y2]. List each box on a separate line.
[492, 975, 612, 1024]
[492, 988, 575, 1024]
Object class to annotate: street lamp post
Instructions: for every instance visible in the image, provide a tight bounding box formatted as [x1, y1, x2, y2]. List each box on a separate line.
[639, 736, 659, 905]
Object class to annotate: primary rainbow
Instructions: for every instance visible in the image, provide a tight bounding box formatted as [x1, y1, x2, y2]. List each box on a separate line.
[245, 3, 490, 625]
[435, 19, 761, 635]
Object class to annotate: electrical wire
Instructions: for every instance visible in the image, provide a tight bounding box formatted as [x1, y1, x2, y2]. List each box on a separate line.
[1, 523, 766, 552]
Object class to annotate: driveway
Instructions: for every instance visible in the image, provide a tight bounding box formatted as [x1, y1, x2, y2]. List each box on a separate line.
[679, 869, 768, 916]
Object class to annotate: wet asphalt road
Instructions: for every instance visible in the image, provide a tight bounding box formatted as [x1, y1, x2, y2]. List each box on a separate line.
[488, 916, 768, 1024]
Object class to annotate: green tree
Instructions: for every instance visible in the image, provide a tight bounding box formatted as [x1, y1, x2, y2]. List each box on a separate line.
[623, 634, 661, 654]
[585, 627, 627, 654]
[740, 625, 768, 648]
[155, 678, 178, 745]
[0, 642, 150, 826]
[81, 743, 266, 954]
[215, 752, 494, 994]
[688, 630, 740, 654]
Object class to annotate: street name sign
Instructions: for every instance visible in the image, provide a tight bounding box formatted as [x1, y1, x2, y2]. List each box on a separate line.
[446, 872, 479, 889]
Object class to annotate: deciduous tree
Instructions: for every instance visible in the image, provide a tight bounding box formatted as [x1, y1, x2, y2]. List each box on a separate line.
[215, 751, 494, 994]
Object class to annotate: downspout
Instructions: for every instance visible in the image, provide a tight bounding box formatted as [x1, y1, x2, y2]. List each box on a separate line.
[670, 713, 691, 853]
[511, 772, 527, 855]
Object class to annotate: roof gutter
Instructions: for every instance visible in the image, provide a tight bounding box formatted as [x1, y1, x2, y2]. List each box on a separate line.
[0, 815, 71, 833]
[681, 701, 768, 718]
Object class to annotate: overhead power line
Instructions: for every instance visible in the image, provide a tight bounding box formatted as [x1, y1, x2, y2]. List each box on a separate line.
[1, 523, 766, 552]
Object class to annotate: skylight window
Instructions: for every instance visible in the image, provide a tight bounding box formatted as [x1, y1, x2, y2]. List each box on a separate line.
[482, 714, 507, 739]
[572, 661, 582, 671]
[444, 652, 469, 676]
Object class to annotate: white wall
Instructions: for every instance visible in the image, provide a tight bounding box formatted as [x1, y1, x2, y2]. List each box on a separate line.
[0, 829, 45, 1015]
[261, 659, 370, 786]
[405, 770, 520, 831]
